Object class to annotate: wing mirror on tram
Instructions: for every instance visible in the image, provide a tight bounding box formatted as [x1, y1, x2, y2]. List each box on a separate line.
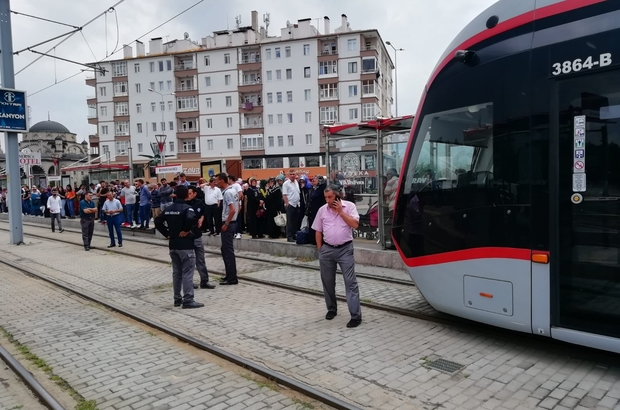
[454, 50, 479, 66]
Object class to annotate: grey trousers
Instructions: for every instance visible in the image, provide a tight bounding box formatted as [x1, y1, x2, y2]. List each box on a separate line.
[169, 249, 195, 302]
[221, 221, 237, 281]
[318, 242, 361, 320]
[80, 218, 94, 247]
[50, 212, 62, 231]
[193, 237, 209, 283]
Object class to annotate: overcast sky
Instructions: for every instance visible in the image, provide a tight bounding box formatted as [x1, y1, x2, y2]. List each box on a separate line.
[6, 0, 497, 147]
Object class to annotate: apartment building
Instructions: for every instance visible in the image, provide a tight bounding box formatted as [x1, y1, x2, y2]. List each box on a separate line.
[85, 11, 394, 181]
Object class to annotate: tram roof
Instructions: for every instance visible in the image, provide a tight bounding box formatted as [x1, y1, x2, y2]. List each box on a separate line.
[324, 115, 414, 137]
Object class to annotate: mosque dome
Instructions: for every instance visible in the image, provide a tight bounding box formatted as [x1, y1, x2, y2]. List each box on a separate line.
[29, 120, 71, 134]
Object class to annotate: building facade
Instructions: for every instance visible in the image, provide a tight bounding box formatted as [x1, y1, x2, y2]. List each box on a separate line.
[86, 12, 394, 181]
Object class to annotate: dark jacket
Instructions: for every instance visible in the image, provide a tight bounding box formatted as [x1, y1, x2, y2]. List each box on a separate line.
[186, 198, 207, 238]
[159, 184, 174, 204]
[154, 199, 198, 250]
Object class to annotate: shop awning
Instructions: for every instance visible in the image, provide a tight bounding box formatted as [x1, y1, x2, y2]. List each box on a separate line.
[324, 115, 414, 138]
[61, 164, 130, 172]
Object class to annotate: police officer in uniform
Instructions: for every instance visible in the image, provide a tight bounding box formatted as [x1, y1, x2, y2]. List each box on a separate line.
[154, 185, 204, 309]
[187, 185, 216, 289]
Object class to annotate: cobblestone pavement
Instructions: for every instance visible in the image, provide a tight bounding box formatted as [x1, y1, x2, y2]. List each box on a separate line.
[0, 357, 46, 410]
[0, 264, 327, 410]
[2, 230, 620, 410]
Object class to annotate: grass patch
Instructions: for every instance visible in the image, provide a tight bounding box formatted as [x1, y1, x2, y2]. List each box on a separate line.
[292, 398, 315, 409]
[8, 406, 24, 410]
[295, 256, 315, 263]
[151, 283, 173, 293]
[361, 298, 372, 303]
[0, 326, 99, 410]
[240, 373, 281, 392]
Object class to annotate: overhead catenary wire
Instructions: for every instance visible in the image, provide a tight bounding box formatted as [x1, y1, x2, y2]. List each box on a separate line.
[28, 0, 205, 97]
[11, 9, 80, 29]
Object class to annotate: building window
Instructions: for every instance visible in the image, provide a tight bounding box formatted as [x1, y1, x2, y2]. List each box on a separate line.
[362, 57, 376, 74]
[286, 68, 292, 79]
[305, 134, 312, 145]
[224, 74, 231, 85]
[227, 138, 233, 149]
[167, 80, 172, 90]
[276, 92, 282, 103]
[265, 48, 271, 59]
[99, 86, 106, 97]
[135, 83, 141, 93]
[150, 82, 155, 90]
[168, 101, 173, 111]
[167, 60, 172, 71]
[304, 89, 311, 100]
[304, 67, 311, 78]
[161, 121, 165, 131]
[151, 102, 156, 112]
[276, 69, 281, 80]
[137, 143, 143, 152]
[278, 136, 284, 147]
[159, 81, 164, 91]
[206, 118, 213, 128]
[180, 119, 197, 132]
[111, 61, 127, 77]
[349, 108, 358, 120]
[303, 44, 310, 55]
[267, 93, 273, 104]
[266, 71, 272, 81]
[226, 96, 232, 107]
[204, 56, 210, 66]
[169, 141, 174, 152]
[113, 82, 128, 96]
[287, 91, 292, 102]
[285, 46, 291, 57]
[114, 102, 128, 116]
[149, 62, 155, 72]
[267, 158, 283, 168]
[115, 140, 129, 155]
[287, 113, 293, 123]
[177, 96, 198, 111]
[136, 103, 142, 113]
[277, 114, 283, 124]
[275, 47, 281, 58]
[205, 77, 211, 87]
[267, 114, 273, 125]
[115, 121, 130, 136]
[319, 83, 338, 100]
[305, 112, 311, 123]
[226, 117, 233, 128]
[362, 80, 375, 95]
[268, 136, 274, 147]
[100, 106, 107, 116]
[169, 121, 174, 130]
[288, 135, 294, 146]
[152, 122, 157, 132]
[319, 60, 337, 75]
[158, 61, 164, 71]
[134, 63, 140, 73]
[102, 144, 109, 154]
[244, 159, 263, 169]
[183, 140, 197, 153]
[207, 139, 213, 150]
[290, 157, 299, 168]
[205, 98, 212, 108]
[348, 85, 358, 97]
[224, 53, 230, 64]
[160, 101, 165, 111]
[348, 62, 358, 73]
[101, 125, 108, 135]
[362, 103, 378, 120]
[347, 38, 357, 51]
[319, 106, 338, 124]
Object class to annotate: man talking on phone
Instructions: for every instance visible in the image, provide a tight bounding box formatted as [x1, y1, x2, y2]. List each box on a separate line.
[311, 184, 362, 328]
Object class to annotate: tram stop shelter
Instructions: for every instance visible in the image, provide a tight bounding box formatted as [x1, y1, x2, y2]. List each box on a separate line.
[323, 115, 414, 250]
[61, 163, 130, 185]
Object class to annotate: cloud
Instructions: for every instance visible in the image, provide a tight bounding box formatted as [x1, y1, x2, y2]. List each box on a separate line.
[7, 0, 497, 148]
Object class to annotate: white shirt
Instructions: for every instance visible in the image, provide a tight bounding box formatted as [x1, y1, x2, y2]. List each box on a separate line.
[47, 195, 62, 214]
[282, 179, 300, 207]
[203, 186, 223, 205]
[102, 198, 123, 213]
[120, 186, 136, 205]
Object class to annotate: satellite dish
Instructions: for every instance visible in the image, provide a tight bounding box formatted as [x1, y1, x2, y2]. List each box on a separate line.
[184, 32, 189, 39]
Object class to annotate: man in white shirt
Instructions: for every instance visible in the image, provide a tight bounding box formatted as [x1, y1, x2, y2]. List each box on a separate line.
[227, 175, 243, 239]
[203, 178, 223, 235]
[120, 180, 138, 228]
[47, 188, 64, 233]
[102, 191, 124, 248]
[282, 170, 301, 242]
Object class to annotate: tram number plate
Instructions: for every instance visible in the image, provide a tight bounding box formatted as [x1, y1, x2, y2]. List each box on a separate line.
[551, 53, 612, 76]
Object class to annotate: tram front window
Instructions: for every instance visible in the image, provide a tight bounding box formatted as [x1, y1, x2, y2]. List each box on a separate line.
[394, 102, 531, 258]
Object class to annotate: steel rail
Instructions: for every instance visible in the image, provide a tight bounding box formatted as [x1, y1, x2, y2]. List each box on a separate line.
[0, 343, 66, 410]
[0, 258, 361, 410]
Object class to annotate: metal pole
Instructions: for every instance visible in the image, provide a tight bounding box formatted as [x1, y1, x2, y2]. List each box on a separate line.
[324, 127, 330, 180]
[160, 94, 165, 167]
[127, 146, 133, 182]
[0, 0, 23, 244]
[376, 120, 385, 250]
[394, 51, 398, 117]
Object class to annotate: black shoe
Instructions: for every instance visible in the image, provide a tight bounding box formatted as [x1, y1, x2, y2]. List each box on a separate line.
[59, 229, 65, 233]
[84, 246, 90, 251]
[107, 244, 116, 248]
[325, 311, 337, 320]
[182, 300, 204, 309]
[347, 319, 362, 328]
[52, 230, 55, 233]
[174, 299, 182, 307]
[200, 282, 216, 289]
[192, 283, 199, 289]
[287, 238, 295, 242]
[220, 280, 238, 285]
[119, 243, 122, 247]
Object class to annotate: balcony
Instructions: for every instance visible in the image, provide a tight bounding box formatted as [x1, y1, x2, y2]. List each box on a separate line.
[239, 78, 261, 86]
[239, 55, 261, 64]
[175, 62, 195, 71]
[362, 67, 377, 74]
[178, 127, 199, 133]
[239, 100, 262, 111]
[319, 93, 338, 102]
[363, 45, 376, 51]
[240, 143, 264, 151]
[175, 85, 197, 91]
[362, 87, 376, 97]
[85, 75, 96, 87]
[240, 119, 263, 135]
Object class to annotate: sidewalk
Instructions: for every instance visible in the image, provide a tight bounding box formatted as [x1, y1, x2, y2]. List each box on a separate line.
[1, 230, 619, 410]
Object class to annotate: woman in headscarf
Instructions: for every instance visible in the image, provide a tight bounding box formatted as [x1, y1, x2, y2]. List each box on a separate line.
[265, 176, 283, 238]
[246, 177, 265, 239]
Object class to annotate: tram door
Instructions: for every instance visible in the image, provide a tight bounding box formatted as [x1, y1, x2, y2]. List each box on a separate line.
[554, 69, 620, 338]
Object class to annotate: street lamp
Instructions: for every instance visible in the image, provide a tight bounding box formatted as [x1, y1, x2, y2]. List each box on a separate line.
[148, 88, 175, 167]
[385, 41, 404, 117]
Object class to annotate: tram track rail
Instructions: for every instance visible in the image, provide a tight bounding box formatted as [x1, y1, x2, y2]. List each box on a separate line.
[0, 342, 65, 410]
[0, 256, 360, 410]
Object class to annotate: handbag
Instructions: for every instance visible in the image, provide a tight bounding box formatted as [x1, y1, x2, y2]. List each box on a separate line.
[274, 212, 287, 227]
[256, 206, 266, 218]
